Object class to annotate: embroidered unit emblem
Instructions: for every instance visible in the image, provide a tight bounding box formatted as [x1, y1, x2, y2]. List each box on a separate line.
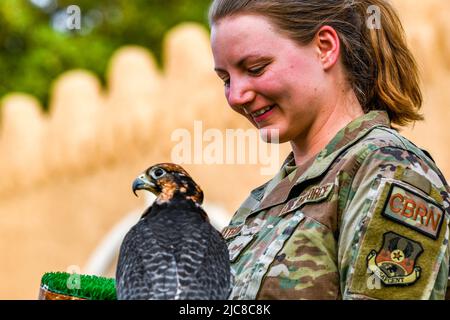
[367, 231, 423, 286]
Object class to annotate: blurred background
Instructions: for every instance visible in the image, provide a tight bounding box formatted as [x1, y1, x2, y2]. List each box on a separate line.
[0, 0, 449, 299]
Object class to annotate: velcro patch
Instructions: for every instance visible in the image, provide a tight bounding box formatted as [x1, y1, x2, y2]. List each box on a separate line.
[382, 183, 445, 240]
[348, 179, 449, 299]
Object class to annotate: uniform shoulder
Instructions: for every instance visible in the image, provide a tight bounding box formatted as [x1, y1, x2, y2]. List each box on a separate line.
[337, 129, 450, 300]
[336, 126, 449, 195]
[346, 126, 435, 169]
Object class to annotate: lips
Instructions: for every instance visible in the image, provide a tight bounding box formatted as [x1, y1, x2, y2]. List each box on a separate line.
[250, 105, 276, 122]
[252, 105, 273, 117]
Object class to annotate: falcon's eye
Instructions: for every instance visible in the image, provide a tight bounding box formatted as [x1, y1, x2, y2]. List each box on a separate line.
[150, 168, 166, 180]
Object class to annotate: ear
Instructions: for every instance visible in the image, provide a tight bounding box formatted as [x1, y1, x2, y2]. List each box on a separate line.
[314, 25, 340, 71]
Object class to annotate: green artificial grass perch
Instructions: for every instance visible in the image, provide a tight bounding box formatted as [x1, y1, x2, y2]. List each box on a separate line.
[40, 272, 117, 300]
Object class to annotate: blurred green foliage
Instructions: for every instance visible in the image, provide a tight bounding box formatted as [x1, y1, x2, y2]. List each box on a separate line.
[0, 0, 212, 110]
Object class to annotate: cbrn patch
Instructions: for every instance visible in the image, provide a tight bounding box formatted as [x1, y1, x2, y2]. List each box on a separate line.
[382, 183, 445, 240]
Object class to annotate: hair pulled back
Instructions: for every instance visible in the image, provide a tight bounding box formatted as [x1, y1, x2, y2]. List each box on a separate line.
[209, 0, 423, 126]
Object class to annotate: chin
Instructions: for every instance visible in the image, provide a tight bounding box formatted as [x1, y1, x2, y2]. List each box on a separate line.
[259, 127, 288, 144]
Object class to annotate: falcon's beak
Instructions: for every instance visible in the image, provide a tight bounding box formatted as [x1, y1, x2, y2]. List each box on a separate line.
[132, 174, 158, 197]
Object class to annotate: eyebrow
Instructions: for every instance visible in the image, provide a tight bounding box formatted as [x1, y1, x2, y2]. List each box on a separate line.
[214, 54, 266, 72]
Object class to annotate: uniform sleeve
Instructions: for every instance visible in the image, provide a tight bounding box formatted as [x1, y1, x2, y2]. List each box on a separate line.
[338, 146, 450, 300]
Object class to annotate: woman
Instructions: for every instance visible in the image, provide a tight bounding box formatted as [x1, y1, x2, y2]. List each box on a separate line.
[209, 0, 450, 299]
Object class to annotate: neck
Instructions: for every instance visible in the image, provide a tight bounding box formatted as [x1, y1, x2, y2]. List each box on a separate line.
[155, 191, 198, 205]
[290, 89, 364, 166]
[153, 192, 208, 221]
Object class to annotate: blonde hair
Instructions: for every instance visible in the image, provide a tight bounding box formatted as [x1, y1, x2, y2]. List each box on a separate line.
[209, 0, 423, 126]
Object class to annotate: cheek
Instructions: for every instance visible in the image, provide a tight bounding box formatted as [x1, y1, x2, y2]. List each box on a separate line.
[257, 70, 293, 101]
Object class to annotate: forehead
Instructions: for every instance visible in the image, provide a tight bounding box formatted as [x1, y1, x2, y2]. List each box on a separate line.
[211, 14, 294, 62]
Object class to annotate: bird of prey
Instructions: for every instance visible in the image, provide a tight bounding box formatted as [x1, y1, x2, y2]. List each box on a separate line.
[116, 163, 231, 300]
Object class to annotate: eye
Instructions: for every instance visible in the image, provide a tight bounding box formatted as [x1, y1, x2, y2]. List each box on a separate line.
[150, 168, 166, 179]
[215, 71, 230, 88]
[248, 65, 266, 76]
[223, 78, 230, 87]
[218, 75, 230, 87]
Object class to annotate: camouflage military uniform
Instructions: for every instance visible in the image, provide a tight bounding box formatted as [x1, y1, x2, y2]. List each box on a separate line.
[222, 111, 450, 299]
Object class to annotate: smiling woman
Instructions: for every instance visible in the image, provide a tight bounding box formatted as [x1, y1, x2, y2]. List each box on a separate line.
[209, 0, 450, 300]
[211, 14, 364, 160]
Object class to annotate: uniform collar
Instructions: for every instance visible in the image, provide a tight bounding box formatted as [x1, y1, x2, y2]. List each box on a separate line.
[249, 154, 297, 201]
[250, 110, 391, 214]
[294, 110, 391, 185]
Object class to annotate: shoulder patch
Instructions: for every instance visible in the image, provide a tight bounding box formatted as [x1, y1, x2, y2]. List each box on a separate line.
[347, 179, 449, 299]
[367, 232, 423, 286]
[382, 183, 444, 239]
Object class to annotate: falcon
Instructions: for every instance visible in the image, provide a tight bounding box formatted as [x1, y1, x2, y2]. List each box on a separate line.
[116, 163, 231, 300]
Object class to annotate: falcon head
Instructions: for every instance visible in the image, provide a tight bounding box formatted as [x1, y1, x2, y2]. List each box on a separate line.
[132, 163, 204, 205]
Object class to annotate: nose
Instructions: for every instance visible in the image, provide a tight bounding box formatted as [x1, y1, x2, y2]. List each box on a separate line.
[226, 77, 255, 110]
